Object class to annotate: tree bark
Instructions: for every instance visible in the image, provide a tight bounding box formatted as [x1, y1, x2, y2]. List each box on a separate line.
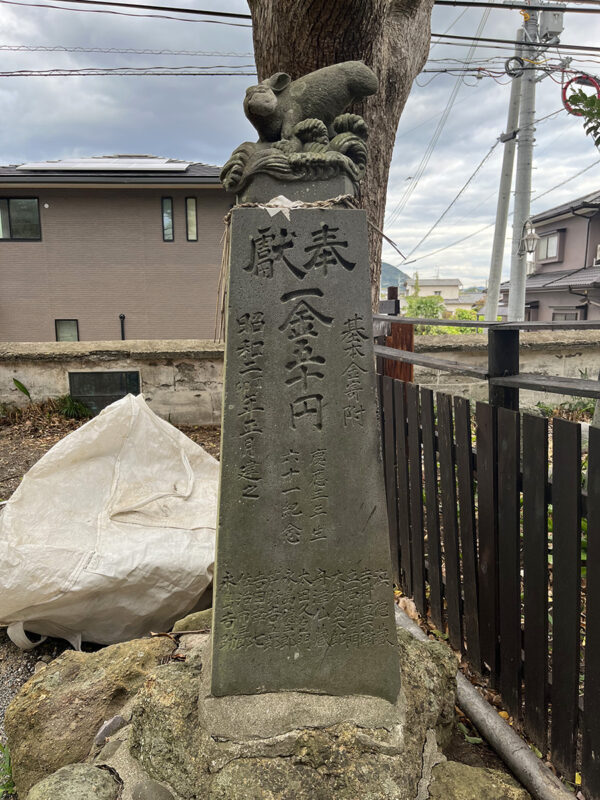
[247, 0, 435, 310]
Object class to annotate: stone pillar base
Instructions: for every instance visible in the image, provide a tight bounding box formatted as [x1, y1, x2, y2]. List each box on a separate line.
[113, 628, 456, 800]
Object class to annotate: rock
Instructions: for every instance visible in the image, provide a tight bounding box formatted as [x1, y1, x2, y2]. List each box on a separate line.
[5, 636, 174, 797]
[93, 722, 173, 800]
[172, 608, 212, 633]
[132, 778, 176, 799]
[95, 714, 127, 747]
[429, 761, 531, 799]
[128, 627, 457, 799]
[28, 764, 120, 800]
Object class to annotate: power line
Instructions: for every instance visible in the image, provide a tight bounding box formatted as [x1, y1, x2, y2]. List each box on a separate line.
[435, 1, 600, 11]
[432, 32, 600, 54]
[385, 9, 491, 229]
[0, 0, 252, 25]
[8, 0, 600, 18]
[399, 159, 600, 265]
[26, 0, 252, 18]
[430, 7, 469, 48]
[402, 140, 501, 261]
[0, 68, 255, 74]
[397, 108, 564, 259]
[0, 44, 254, 55]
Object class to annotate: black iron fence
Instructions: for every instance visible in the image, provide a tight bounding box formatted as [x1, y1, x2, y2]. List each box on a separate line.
[376, 317, 600, 799]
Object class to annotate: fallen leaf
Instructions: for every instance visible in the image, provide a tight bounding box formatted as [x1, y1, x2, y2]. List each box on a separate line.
[397, 597, 419, 621]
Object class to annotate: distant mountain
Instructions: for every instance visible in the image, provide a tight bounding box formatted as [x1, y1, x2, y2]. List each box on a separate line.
[380, 261, 410, 290]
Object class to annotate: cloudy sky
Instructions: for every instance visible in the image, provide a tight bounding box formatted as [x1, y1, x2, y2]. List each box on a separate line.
[1, 0, 599, 286]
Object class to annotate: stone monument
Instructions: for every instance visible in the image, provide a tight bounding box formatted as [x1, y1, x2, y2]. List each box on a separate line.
[4, 63, 463, 800]
[212, 61, 400, 703]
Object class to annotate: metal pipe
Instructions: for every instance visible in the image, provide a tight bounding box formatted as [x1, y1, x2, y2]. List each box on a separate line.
[119, 313, 126, 341]
[395, 607, 572, 800]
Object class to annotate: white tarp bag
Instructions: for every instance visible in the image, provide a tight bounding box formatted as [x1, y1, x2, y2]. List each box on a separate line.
[0, 394, 218, 649]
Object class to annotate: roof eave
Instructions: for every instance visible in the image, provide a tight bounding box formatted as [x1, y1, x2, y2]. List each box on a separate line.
[532, 200, 600, 225]
[0, 174, 222, 186]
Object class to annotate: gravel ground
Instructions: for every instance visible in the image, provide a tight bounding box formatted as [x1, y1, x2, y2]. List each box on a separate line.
[0, 631, 67, 743]
[0, 408, 221, 744]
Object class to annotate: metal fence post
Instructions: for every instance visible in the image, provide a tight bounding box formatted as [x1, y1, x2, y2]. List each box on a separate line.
[488, 328, 520, 410]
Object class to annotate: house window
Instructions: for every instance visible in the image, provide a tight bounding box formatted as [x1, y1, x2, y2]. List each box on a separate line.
[552, 310, 579, 321]
[433, 290, 442, 295]
[538, 232, 559, 261]
[186, 197, 198, 241]
[55, 319, 79, 341]
[0, 197, 41, 240]
[162, 197, 174, 241]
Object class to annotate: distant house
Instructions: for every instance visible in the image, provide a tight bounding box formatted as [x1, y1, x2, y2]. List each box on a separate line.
[499, 190, 600, 321]
[0, 155, 230, 342]
[403, 277, 485, 314]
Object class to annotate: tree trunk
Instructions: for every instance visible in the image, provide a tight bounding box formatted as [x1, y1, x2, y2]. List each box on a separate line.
[247, 0, 435, 310]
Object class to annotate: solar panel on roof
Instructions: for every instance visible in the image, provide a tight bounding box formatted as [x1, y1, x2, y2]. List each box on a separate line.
[17, 158, 191, 172]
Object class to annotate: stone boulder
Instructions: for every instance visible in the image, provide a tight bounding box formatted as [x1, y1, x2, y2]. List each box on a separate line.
[27, 764, 121, 800]
[172, 608, 212, 633]
[429, 760, 531, 799]
[5, 636, 174, 797]
[127, 627, 456, 799]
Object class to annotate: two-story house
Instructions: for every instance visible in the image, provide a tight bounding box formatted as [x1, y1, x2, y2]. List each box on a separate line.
[0, 155, 230, 342]
[499, 190, 600, 321]
[402, 277, 485, 314]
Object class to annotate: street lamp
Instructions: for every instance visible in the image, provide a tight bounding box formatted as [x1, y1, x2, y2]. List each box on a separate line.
[519, 219, 540, 255]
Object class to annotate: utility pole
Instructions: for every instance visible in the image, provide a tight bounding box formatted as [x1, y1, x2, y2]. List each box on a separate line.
[485, 32, 523, 321]
[507, 9, 539, 321]
[505, 5, 565, 320]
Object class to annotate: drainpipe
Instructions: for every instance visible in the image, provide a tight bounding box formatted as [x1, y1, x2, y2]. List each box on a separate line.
[119, 313, 126, 341]
[585, 215, 591, 267]
[395, 607, 573, 800]
[571, 209, 592, 267]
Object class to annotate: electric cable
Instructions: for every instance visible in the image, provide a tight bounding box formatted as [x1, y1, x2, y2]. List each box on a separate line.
[430, 7, 469, 49]
[398, 159, 600, 265]
[0, 67, 255, 74]
[435, 1, 600, 11]
[396, 108, 564, 260]
[0, 44, 254, 55]
[432, 32, 600, 55]
[0, 0, 252, 25]
[385, 8, 491, 230]
[401, 140, 501, 261]
[8, 0, 252, 18]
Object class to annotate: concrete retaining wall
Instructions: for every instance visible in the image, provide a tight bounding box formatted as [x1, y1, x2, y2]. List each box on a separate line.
[2, 331, 598, 426]
[411, 330, 600, 408]
[0, 340, 224, 426]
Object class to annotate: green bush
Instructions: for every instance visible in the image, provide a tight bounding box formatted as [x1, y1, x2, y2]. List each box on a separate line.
[0, 742, 15, 797]
[55, 395, 92, 420]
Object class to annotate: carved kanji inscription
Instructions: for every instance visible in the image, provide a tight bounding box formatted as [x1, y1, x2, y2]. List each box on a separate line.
[212, 208, 399, 703]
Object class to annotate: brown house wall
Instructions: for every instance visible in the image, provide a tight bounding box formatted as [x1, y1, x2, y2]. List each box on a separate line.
[534, 214, 590, 272]
[0, 186, 231, 341]
[531, 289, 600, 321]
